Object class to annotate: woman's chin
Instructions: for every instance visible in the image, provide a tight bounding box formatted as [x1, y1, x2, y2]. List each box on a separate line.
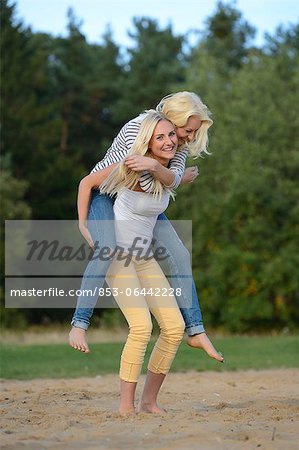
[164, 151, 176, 160]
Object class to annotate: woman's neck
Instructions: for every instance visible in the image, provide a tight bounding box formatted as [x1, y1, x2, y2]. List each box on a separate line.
[147, 152, 169, 167]
[153, 156, 169, 167]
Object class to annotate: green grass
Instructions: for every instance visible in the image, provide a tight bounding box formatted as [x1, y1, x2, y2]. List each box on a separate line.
[1, 335, 298, 380]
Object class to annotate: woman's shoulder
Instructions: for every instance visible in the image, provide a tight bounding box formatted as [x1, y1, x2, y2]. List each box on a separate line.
[126, 112, 147, 127]
[121, 112, 152, 137]
[118, 115, 144, 140]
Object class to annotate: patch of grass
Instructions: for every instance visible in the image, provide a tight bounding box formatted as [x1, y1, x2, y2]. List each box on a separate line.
[1, 335, 298, 380]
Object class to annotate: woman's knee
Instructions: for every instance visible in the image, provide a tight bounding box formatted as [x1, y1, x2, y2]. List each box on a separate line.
[128, 320, 153, 343]
[173, 241, 191, 265]
[159, 239, 191, 267]
[161, 318, 185, 344]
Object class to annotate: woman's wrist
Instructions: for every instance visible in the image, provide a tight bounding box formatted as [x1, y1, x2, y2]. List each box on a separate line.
[78, 219, 87, 229]
[148, 159, 160, 173]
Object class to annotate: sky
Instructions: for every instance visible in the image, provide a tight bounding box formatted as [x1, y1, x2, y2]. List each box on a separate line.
[15, 0, 299, 49]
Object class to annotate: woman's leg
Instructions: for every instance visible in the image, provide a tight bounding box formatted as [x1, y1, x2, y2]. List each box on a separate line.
[135, 258, 185, 413]
[106, 258, 153, 414]
[69, 191, 116, 352]
[153, 214, 203, 332]
[137, 371, 166, 414]
[119, 379, 137, 416]
[153, 214, 224, 362]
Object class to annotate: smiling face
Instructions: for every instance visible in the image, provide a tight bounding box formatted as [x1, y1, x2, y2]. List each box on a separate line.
[148, 119, 178, 166]
[175, 115, 202, 146]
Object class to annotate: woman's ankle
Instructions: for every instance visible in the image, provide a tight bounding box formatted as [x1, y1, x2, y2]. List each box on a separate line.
[119, 403, 135, 415]
[137, 400, 165, 414]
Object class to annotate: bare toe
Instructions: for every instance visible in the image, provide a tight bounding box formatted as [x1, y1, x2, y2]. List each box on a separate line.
[137, 402, 166, 414]
[187, 333, 224, 362]
[69, 328, 90, 353]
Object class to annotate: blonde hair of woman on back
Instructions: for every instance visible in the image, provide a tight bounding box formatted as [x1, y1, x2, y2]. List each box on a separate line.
[156, 91, 213, 158]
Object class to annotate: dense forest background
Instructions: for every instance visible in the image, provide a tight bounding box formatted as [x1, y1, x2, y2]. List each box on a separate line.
[1, 0, 298, 332]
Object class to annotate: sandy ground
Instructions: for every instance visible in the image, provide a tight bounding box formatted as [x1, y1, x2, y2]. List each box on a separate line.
[1, 369, 298, 450]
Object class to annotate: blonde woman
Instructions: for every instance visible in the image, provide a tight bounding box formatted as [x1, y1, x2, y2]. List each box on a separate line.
[69, 91, 224, 363]
[80, 110, 185, 414]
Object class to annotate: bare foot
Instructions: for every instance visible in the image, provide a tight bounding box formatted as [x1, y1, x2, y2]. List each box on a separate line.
[137, 402, 166, 414]
[118, 406, 136, 416]
[69, 327, 90, 353]
[187, 333, 224, 362]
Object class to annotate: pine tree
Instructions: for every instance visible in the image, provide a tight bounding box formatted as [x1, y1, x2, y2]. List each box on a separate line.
[112, 17, 186, 122]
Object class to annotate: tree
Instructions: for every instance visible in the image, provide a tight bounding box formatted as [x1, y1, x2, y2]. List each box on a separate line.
[0, 156, 31, 328]
[168, 22, 299, 331]
[112, 17, 186, 122]
[49, 10, 124, 167]
[204, 0, 256, 72]
[185, 0, 256, 109]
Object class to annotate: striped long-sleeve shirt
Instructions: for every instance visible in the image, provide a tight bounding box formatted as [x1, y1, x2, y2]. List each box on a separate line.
[91, 114, 189, 192]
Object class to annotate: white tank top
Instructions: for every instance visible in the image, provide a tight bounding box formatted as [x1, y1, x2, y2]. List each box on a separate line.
[113, 188, 170, 256]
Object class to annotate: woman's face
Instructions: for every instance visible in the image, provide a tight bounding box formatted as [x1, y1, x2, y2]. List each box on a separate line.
[175, 115, 202, 146]
[149, 120, 178, 165]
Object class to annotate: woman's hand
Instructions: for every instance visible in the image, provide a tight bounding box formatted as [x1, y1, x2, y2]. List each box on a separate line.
[181, 166, 199, 184]
[124, 155, 158, 172]
[79, 220, 94, 250]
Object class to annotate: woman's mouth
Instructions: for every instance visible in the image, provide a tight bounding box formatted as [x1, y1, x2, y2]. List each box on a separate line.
[178, 137, 186, 145]
[162, 146, 175, 153]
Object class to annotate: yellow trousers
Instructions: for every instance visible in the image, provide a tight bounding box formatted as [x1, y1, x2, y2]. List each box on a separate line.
[106, 256, 185, 382]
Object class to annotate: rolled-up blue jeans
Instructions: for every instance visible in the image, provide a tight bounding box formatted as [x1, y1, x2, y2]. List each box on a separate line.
[71, 190, 205, 335]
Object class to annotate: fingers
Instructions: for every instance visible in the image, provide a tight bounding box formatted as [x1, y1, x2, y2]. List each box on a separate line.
[124, 156, 138, 166]
[124, 155, 153, 172]
[85, 232, 95, 250]
[124, 161, 138, 169]
[79, 225, 95, 250]
[188, 166, 199, 183]
[193, 169, 199, 179]
[86, 240, 94, 250]
[124, 158, 135, 169]
[124, 155, 143, 169]
[125, 155, 140, 162]
[124, 156, 139, 164]
[88, 240, 95, 251]
[124, 161, 142, 171]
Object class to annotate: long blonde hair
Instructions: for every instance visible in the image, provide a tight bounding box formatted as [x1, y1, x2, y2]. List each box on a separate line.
[100, 110, 175, 199]
[156, 91, 213, 158]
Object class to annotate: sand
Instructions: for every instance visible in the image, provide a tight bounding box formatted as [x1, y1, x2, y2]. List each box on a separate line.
[1, 369, 298, 450]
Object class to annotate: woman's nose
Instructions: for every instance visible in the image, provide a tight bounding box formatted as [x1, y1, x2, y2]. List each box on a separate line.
[188, 131, 195, 142]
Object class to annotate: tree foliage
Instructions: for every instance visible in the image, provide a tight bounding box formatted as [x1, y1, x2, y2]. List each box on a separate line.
[1, 0, 298, 331]
[111, 17, 186, 122]
[169, 17, 299, 332]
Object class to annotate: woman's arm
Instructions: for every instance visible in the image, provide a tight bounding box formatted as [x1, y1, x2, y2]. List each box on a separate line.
[78, 164, 118, 248]
[91, 118, 193, 193]
[181, 166, 199, 184]
[124, 149, 190, 192]
[123, 156, 176, 187]
[91, 119, 141, 173]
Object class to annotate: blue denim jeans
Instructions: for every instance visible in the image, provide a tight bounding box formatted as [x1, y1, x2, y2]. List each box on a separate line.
[71, 190, 205, 335]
